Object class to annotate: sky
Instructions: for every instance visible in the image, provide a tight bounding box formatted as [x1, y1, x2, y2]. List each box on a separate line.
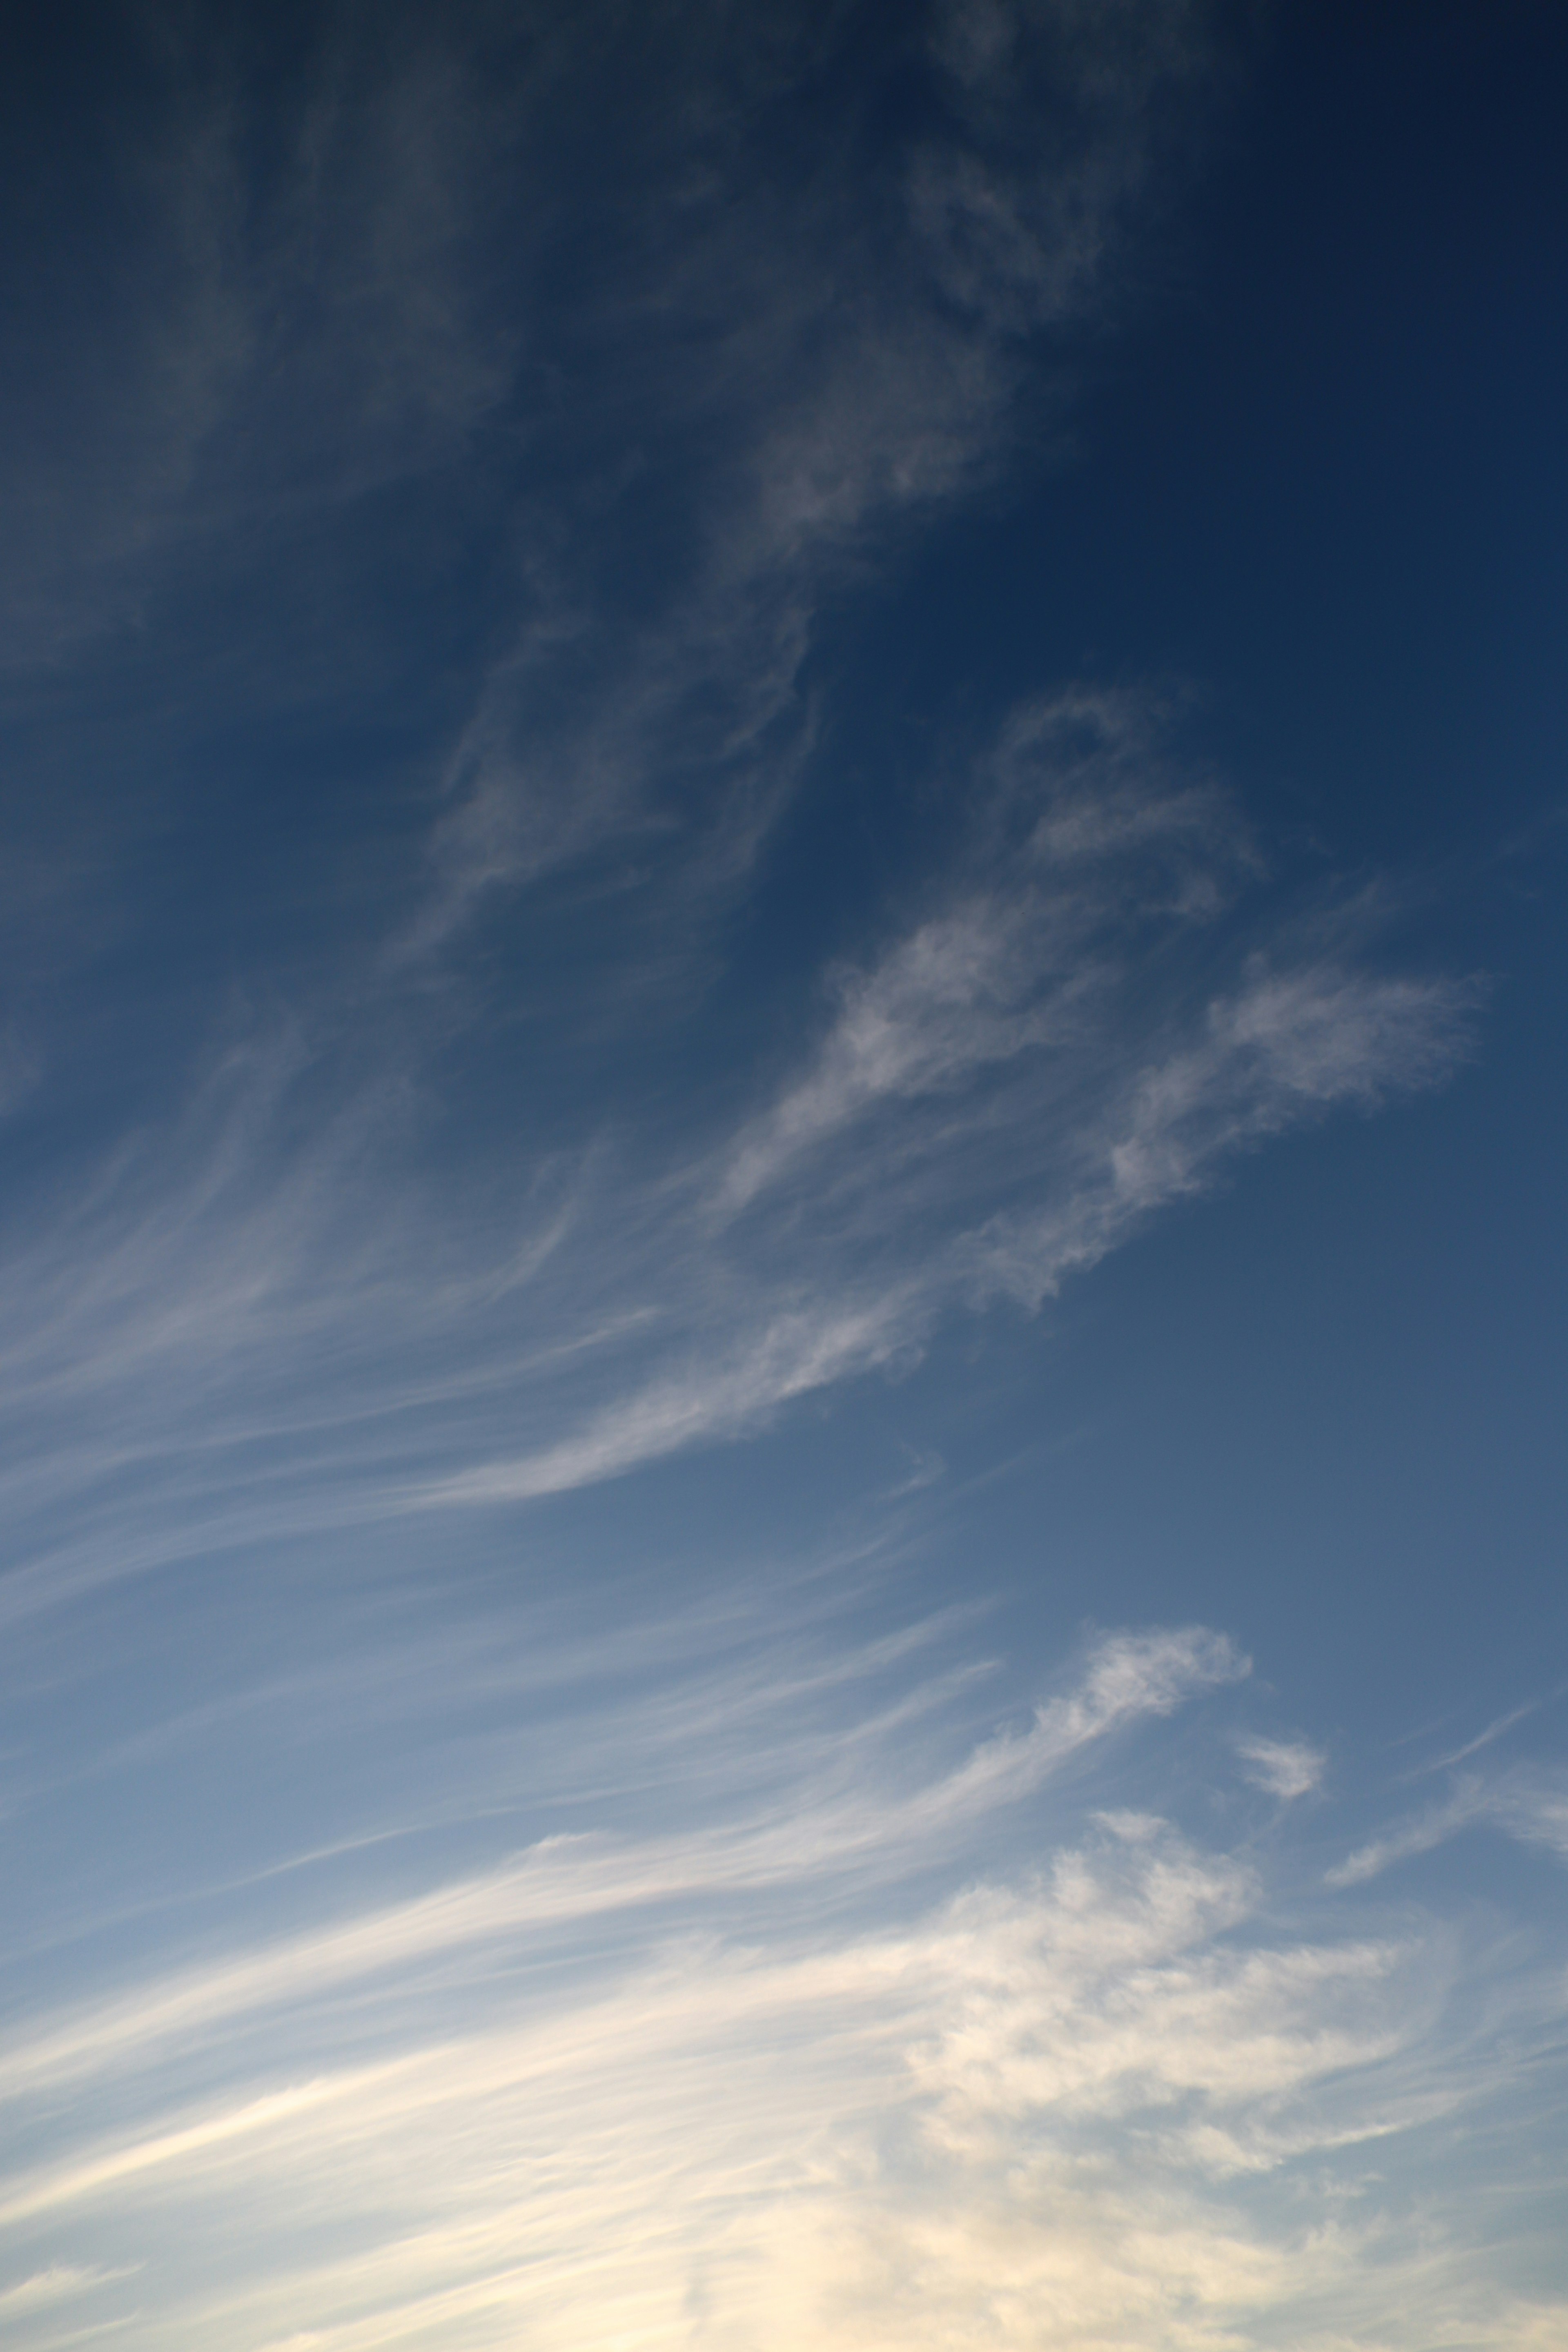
[1, 2, 1566, 2345]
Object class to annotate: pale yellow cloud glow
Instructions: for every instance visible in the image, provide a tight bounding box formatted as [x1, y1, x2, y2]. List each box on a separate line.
[2, 1635, 1559, 2350]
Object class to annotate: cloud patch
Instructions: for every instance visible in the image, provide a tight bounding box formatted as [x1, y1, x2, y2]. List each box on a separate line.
[1236, 1735, 1325, 1801]
[0, 1617, 1559, 2351]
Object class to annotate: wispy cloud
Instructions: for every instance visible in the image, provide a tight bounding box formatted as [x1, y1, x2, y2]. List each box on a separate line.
[0, 1630, 1241, 2106]
[0, 2265, 131, 2319]
[0, 8, 520, 673]
[0, 10, 1555, 2351]
[423, 689, 1474, 1508]
[0, 6, 1477, 1592]
[1236, 1735, 1325, 1801]
[0, 1614, 1559, 2351]
[412, 2, 1229, 943]
[1328, 1764, 1568, 1886]
[0, 688, 1477, 1608]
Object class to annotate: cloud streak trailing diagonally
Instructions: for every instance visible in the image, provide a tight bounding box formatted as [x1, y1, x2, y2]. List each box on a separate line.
[0, 688, 1475, 1568]
[0, 1607, 1560, 2351]
[0, 11, 1557, 2348]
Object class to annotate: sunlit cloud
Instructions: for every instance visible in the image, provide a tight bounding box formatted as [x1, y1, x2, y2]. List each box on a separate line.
[0, 5, 1558, 2348]
[0, 1614, 1560, 2350]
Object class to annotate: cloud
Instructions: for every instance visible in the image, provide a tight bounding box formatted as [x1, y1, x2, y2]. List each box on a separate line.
[0, 7, 521, 673]
[0, 14, 1549, 2352]
[418, 689, 1472, 1514]
[0, 1620, 1556, 2351]
[0, 14, 1476, 1578]
[1416, 1698, 1546, 1775]
[0, 684, 1478, 1604]
[964, 956, 1475, 1312]
[1501, 1773, 1568, 1861]
[930, 1628, 1247, 1821]
[0, 1630, 1237, 2108]
[1236, 1736, 1325, 1801]
[713, 896, 1052, 1217]
[0, 2266, 129, 2318]
[1327, 1764, 1568, 1886]
[1328, 1784, 1490, 1888]
[419, 1294, 918, 1506]
[412, 2, 1232, 942]
[421, 947, 1455, 1512]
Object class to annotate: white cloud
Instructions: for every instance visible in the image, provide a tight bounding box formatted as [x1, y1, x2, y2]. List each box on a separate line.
[1501, 1775, 1568, 1860]
[0, 1632, 1235, 2108]
[966, 957, 1475, 1313]
[0, 14, 1549, 2351]
[0, 1593, 1559, 2352]
[0, 2265, 127, 2317]
[1327, 1786, 1488, 1888]
[1236, 1736, 1325, 1802]
[0, 683, 1477, 1594]
[418, 1294, 918, 1508]
[714, 898, 1049, 1215]
[1328, 1766, 1568, 1888]
[421, 938, 1466, 1515]
[0, 1783, 1546, 2350]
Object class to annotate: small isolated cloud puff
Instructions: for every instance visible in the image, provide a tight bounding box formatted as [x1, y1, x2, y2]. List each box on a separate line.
[1236, 1735, 1325, 1801]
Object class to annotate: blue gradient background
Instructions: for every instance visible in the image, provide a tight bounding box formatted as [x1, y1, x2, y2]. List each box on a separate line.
[1, 4, 1565, 2345]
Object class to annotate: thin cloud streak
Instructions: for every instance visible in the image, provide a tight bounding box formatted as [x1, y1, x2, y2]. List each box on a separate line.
[0, 688, 1478, 1595]
[0, 1630, 1241, 2107]
[0, 1613, 1561, 2351]
[411, 2, 1226, 945]
[0, 12, 1549, 2347]
[1327, 1764, 1568, 1886]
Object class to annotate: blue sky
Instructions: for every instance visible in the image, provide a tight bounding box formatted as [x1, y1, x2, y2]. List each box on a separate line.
[2, 3, 1566, 2344]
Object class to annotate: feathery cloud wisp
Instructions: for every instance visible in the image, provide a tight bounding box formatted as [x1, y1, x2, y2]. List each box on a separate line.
[0, 1611, 1560, 2351]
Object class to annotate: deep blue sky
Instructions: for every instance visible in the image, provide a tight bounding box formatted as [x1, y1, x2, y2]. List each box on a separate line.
[1, 6, 1565, 2347]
